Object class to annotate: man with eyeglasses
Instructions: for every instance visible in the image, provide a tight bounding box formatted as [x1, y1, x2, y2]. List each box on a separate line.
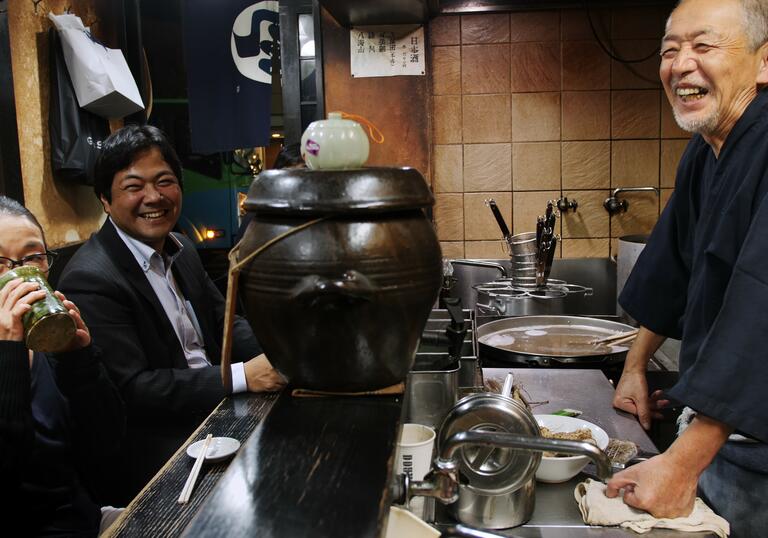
[58, 125, 285, 502]
[0, 195, 124, 535]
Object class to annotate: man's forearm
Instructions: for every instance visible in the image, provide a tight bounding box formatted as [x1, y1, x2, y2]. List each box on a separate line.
[623, 326, 667, 373]
[667, 414, 733, 476]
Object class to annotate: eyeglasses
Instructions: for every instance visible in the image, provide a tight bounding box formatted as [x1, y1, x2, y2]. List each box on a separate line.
[0, 251, 57, 274]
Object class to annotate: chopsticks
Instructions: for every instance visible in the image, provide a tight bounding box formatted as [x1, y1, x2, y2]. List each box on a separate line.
[590, 329, 640, 346]
[178, 433, 212, 504]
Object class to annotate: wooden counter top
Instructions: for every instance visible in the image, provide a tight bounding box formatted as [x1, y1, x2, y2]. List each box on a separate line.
[105, 390, 404, 537]
[104, 393, 279, 537]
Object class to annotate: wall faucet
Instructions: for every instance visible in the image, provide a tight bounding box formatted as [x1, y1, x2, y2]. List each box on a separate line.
[604, 187, 660, 215]
[389, 430, 613, 506]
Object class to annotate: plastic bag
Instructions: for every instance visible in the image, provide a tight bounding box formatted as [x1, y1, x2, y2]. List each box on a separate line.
[49, 28, 110, 185]
[48, 12, 144, 119]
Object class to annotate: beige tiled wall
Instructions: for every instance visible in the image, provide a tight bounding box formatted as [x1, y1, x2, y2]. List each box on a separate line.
[429, 6, 690, 260]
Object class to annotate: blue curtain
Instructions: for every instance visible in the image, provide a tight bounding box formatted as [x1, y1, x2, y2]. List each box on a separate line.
[183, 0, 278, 153]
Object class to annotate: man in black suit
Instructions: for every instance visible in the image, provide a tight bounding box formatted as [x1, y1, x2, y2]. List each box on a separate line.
[58, 125, 285, 502]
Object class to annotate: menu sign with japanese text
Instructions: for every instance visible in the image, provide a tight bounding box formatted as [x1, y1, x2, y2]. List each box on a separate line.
[350, 25, 425, 78]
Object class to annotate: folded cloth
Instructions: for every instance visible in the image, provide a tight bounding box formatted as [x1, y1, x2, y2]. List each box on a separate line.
[574, 479, 730, 537]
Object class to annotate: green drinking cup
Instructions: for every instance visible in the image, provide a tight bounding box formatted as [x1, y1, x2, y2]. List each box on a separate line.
[0, 266, 76, 352]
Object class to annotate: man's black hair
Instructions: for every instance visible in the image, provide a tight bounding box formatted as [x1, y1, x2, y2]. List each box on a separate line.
[94, 124, 183, 203]
[273, 143, 304, 169]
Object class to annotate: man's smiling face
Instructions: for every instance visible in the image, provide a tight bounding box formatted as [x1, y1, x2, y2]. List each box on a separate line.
[660, 0, 768, 149]
[101, 146, 182, 252]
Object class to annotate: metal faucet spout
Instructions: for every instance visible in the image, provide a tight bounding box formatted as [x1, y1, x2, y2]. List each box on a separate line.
[604, 186, 661, 215]
[611, 186, 660, 198]
[450, 259, 508, 278]
[437, 430, 613, 480]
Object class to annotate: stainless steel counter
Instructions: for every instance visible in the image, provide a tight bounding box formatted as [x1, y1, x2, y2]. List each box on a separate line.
[484, 369, 657, 454]
[431, 369, 713, 537]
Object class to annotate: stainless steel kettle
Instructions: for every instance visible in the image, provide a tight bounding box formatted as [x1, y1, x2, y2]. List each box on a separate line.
[394, 392, 612, 530]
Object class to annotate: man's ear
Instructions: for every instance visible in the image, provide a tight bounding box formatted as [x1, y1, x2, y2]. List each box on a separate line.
[756, 42, 768, 85]
[99, 194, 110, 214]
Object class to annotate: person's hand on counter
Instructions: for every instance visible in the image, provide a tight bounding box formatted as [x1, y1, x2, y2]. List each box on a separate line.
[244, 354, 286, 392]
[604, 453, 697, 518]
[613, 374, 670, 430]
[605, 414, 732, 519]
[612, 326, 669, 429]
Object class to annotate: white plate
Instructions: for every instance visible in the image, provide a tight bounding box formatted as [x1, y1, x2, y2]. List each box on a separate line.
[534, 415, 609, 483]
[186, 436, 241, 462]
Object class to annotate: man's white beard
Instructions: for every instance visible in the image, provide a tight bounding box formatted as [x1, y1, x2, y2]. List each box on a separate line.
[673, 106, 720, 135]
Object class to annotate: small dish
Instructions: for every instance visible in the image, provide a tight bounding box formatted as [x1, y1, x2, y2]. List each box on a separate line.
[186, 436, 241, 462]
[385, 506, 440, 538]
[534, 415, 609, 483]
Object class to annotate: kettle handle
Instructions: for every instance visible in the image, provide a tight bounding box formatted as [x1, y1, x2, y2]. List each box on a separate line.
[291, 270, 379, 306]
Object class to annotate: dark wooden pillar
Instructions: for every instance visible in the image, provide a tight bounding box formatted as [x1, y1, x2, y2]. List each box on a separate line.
[0, 0, 24, 202]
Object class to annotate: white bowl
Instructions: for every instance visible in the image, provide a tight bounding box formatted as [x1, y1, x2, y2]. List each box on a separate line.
[534, 415, 609, 483]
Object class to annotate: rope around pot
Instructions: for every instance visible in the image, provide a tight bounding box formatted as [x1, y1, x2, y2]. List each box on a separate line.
[220, 216, 330, 392]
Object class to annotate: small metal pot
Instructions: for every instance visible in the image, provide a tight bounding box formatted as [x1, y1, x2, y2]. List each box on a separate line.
[474, 280, 592, 317]
[454, 480, 535, 530]
[438, 393, 540, 529]
[434, 392, 612, 529]
[617, 234, 648, 322]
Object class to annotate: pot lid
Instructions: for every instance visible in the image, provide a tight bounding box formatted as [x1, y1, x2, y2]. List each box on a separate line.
[437, 392, 541, 495]
[244, 167, 434, 215]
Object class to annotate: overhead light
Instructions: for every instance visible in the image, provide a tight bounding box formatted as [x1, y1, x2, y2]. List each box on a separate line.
[204, 229, 224, 240]
[271, 132, 283, 138]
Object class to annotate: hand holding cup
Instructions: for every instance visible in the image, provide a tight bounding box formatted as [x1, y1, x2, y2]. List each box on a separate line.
[0, 278, 48, 342]
[0, 267, 76, 352]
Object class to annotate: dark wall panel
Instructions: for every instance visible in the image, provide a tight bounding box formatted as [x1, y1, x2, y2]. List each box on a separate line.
[321, 8, 429, 176]
[0, 0, 24, 201]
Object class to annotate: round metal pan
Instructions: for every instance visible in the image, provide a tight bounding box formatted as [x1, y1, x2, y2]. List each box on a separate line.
[477, 315, 635, 367]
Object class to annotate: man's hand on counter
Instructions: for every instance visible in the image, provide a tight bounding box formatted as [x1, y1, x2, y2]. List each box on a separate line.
[604, 453, 697, 518]
[244, 354, 286, 392]
[605, 414, 732, 518]
[613, 373, 670, 430]
[612, 326, 669, 429]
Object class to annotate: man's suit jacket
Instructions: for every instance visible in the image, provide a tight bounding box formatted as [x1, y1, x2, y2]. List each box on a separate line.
[58, 220, 261, 500]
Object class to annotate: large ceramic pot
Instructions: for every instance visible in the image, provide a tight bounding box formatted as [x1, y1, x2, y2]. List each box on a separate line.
[238, 167, 442, 392]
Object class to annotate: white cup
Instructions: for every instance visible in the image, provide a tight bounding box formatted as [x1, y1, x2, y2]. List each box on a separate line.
[395, 424, 436, 481]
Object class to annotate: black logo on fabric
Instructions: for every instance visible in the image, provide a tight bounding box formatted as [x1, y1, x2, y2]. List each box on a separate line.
[231, 1, 279, 84]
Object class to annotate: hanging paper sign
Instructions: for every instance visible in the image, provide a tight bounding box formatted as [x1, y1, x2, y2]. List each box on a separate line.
[350, 25, 425, 78]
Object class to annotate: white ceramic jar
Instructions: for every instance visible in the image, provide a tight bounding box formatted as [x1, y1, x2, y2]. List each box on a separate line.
[300, 112, 370, 170]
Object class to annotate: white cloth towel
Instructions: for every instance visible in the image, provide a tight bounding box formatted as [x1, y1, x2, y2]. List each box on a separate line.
[574, 479, 730, 537]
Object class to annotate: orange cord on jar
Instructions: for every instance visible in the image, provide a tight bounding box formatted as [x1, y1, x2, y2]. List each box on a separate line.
[332, 111, 385, 144]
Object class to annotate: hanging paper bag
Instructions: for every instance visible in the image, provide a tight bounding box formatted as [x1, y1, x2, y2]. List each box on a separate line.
[48, 12, 144, 119]
[48, 28, 110, 185]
